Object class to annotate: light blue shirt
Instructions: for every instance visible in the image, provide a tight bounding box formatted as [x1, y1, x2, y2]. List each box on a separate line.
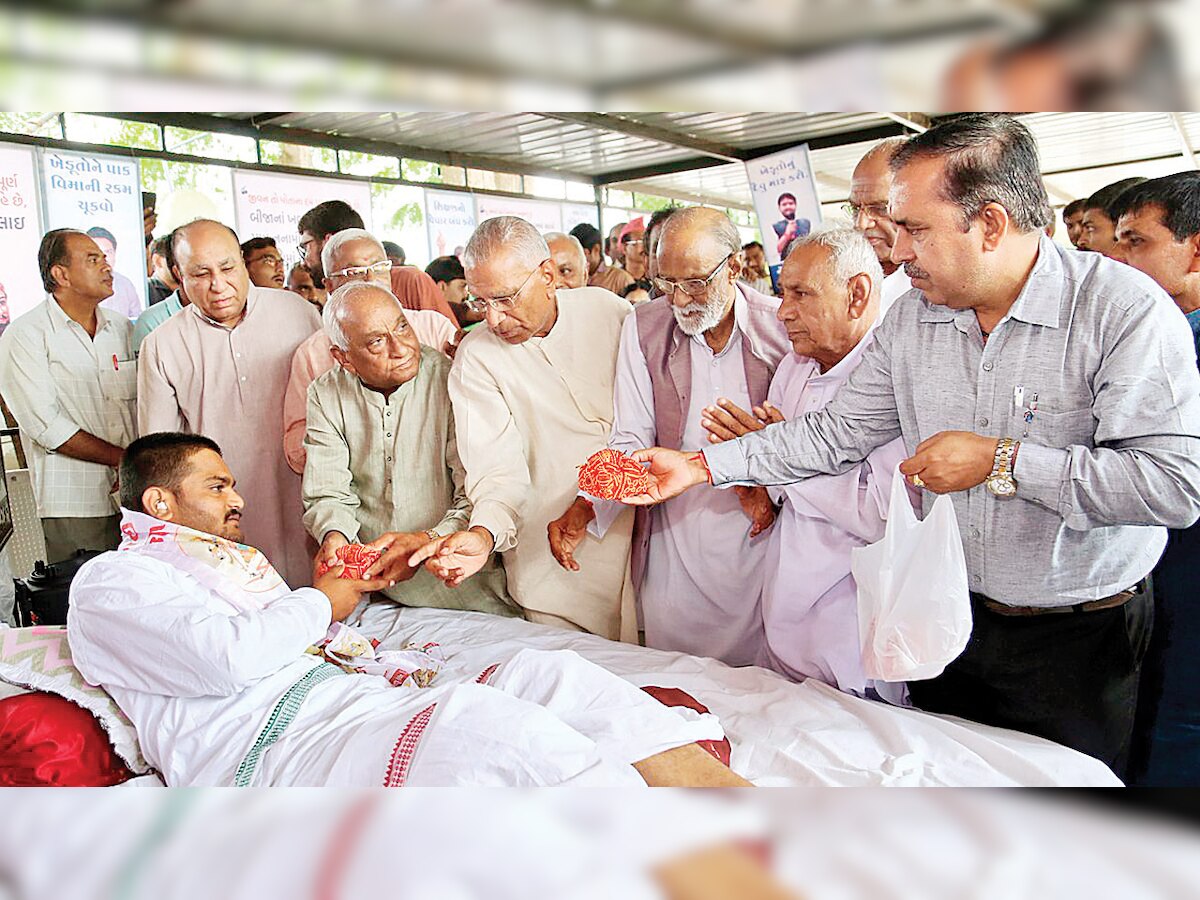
[132, 291, 183, 356]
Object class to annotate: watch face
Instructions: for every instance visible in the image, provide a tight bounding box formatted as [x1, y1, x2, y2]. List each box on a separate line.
[987, 475, 1017, 498]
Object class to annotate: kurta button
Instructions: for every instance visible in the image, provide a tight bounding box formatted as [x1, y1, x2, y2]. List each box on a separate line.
[982, 361, 993, 371]
[240, 376, 247, 382]
[979, 417, 988, 427]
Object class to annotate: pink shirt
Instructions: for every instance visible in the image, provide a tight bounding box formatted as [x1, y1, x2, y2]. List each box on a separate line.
[283, 307, 457, 474]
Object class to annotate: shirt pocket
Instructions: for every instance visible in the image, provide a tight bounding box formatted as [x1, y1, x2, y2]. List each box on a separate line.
[99, 357, 138, 401]
[1027, 406, 1096, 449]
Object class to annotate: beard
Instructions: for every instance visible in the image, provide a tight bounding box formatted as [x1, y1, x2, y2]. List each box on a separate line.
[672, 291, 729, 336]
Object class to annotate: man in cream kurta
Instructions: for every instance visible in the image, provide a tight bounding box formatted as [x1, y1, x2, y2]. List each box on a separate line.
[138, 220, 320, 587]
[302, 282, 513, 617]
[413, 216, 636, 640]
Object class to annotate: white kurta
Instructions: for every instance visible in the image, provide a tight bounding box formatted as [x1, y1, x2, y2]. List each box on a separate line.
[67, 549, 721, 786]
[590, 304, 768, 667]
[137, 287, 320, 587]
[760, 330, 911, 699]
[448, 287, 637, 639]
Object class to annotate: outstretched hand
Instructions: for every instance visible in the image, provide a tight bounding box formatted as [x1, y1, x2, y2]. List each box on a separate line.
[621, 448, 712, 506]
[407, 526, 495, 588]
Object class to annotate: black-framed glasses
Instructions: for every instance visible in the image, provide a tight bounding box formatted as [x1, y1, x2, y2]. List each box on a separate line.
[653, 253, 733, 298]
[464, 258, 549, 314]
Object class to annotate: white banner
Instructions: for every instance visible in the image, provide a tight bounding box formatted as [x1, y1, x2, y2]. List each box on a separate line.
[40, 148, 145, 318]
[745, 144, 823, 284]
[425, 190, 477, 260]
[233, 170, 373, 267]
[0, 144, 44, 332]
[475, 195, 563, 235]
[561, 202, 599, 232]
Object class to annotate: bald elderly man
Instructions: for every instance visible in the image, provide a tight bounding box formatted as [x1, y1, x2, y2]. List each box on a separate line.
[409, 216, 638, 639]
[138, 219, 321, 586]
[548, 207, 790, 666]
[846, 137, 913, 305]
[545, 232, 588, 290]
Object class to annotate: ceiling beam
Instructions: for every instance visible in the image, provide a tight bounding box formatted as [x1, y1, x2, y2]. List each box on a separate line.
[1168, 113, 1200, 170]
[539, 113, 745, 163]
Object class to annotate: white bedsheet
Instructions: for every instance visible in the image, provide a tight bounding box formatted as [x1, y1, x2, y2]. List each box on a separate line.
[355, 604, 1122, 787]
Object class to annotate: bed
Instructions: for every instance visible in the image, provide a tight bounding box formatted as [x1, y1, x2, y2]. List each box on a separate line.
[0, 608, 1122, 787]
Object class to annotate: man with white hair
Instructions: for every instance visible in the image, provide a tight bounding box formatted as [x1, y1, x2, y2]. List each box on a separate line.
[138, 219, 320, 587]
[283, 228, 458, 474]
[409, 216, 637, 639]
[701, 228, 912, 697]
[301, 281, 514, 617]
[545, 232, 588, 290]
[547, 207, 789, 665]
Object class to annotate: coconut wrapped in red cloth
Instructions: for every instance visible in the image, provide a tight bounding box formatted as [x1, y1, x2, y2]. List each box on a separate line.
[577, 448, 656, 501]
[315, 543, 384, 579]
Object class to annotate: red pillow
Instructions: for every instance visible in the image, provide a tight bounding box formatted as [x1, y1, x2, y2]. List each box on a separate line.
[0, 692, 134, 786]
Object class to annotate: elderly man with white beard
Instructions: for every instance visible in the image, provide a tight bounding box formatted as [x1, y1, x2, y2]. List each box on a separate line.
[547, 207, 790, 666]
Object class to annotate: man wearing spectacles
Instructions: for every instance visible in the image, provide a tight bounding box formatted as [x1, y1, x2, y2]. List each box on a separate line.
[843, 138, 913, 306]
[282, 228, 459, 475]
[297, 200, 365, 282]
[547, 207, 790, 666]
[241, 237, 286, 289]
[408, 216, 638, 640]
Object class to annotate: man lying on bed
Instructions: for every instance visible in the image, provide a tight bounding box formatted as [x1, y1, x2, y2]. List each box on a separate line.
[66, 432, 749, 787]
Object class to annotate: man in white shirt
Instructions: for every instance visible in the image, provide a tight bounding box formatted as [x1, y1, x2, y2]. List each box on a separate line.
[845, 137, 913, 305]
[68, 432, 742, 787]
[0, 229, 136, 562]
[410, 216, 637, 639]
[547, 208, 790, 665]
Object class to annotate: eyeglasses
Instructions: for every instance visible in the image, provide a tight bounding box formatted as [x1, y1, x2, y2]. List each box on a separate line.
[464, 259, 548, 314]
[330, 260, 393, 280]
[250, 254, 284, 267]
[653, 253, 733, 298]
[297, 237, 316, 259]
[841, 202, 891, 222]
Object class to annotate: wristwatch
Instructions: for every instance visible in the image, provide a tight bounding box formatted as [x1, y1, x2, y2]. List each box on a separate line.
[985, 438, 1019, 499]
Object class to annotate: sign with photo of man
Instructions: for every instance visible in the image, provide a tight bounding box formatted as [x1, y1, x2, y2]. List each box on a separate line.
[745, 144, 822, 289]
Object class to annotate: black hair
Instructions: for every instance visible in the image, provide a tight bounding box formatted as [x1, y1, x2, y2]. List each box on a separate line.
[1109, 171, 1200, 241]
[119, 432, 222, 514]
[646, 207, 678, 243]
[1085, 177, 1149, 220]
[1062, 198, 1088, 220]
[570, 223, 603, 252]
[891, 113, 1051, 232]
[239, 236, 277, 259]
[85, 225, 117, 247]
[742, 240, 764, 252]
[382, 241, 405, 263]
[297, 200, 364, 239]
[37, 228, 84, 293]
[425, 255, 465, 285]
[151, 234, 172, 257]
[777, 193, 796, 204]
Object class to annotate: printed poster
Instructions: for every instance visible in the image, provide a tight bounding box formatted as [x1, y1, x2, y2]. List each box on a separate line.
[0, 144, 44, 332]
[745, 144, 823, 287]
[233, 170, 373, 267]
[474, 195, 563, 235]
[40, 148, 145, 318]
[425, 190, 477, 260]
[561, 202, 600, 232]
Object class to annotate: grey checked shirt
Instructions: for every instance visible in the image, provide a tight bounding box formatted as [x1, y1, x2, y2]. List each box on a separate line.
[705, 235, 1200, 607]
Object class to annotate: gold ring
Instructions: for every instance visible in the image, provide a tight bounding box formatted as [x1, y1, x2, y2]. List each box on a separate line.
[910, 474, 925, 488]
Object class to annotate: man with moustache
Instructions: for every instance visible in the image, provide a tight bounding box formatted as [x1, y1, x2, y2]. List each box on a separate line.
[619, 115, 1200, 776]
[845, 137, 913, 304]
[0, 229, 136, 561]
[547, 207, 789, 665]
[241, 237, 286, 289]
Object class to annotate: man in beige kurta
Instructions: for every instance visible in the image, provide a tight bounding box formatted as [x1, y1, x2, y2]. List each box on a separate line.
[412, 216, 636, 640]
[137, 219, 320, 587]
[302, 282, 513, 616]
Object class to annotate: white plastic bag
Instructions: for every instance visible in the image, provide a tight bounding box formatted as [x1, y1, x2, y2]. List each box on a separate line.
[850, 466, 972, 682]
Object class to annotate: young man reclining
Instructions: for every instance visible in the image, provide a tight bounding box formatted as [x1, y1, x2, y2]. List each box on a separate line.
[67, 432, 749, 787]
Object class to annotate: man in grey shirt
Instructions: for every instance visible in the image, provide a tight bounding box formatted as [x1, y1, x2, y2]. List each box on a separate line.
[624, 115, 1200, 777]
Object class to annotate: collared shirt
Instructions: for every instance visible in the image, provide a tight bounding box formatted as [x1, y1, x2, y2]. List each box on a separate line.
[706, 235, 1200, 607]
[131, 290, 184, 356]
[0, 299, 136, 517]
[301, 350, 515, 616]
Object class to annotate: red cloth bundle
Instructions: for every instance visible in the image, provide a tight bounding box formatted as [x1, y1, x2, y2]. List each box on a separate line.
[0, 692, 134, 786]
[640, 685, 732, 767]
[316, 543, 383, 579]
[577, 448, 656, 501]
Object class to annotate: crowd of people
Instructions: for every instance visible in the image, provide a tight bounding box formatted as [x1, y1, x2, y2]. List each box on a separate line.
[1, 112, 1198, 787]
